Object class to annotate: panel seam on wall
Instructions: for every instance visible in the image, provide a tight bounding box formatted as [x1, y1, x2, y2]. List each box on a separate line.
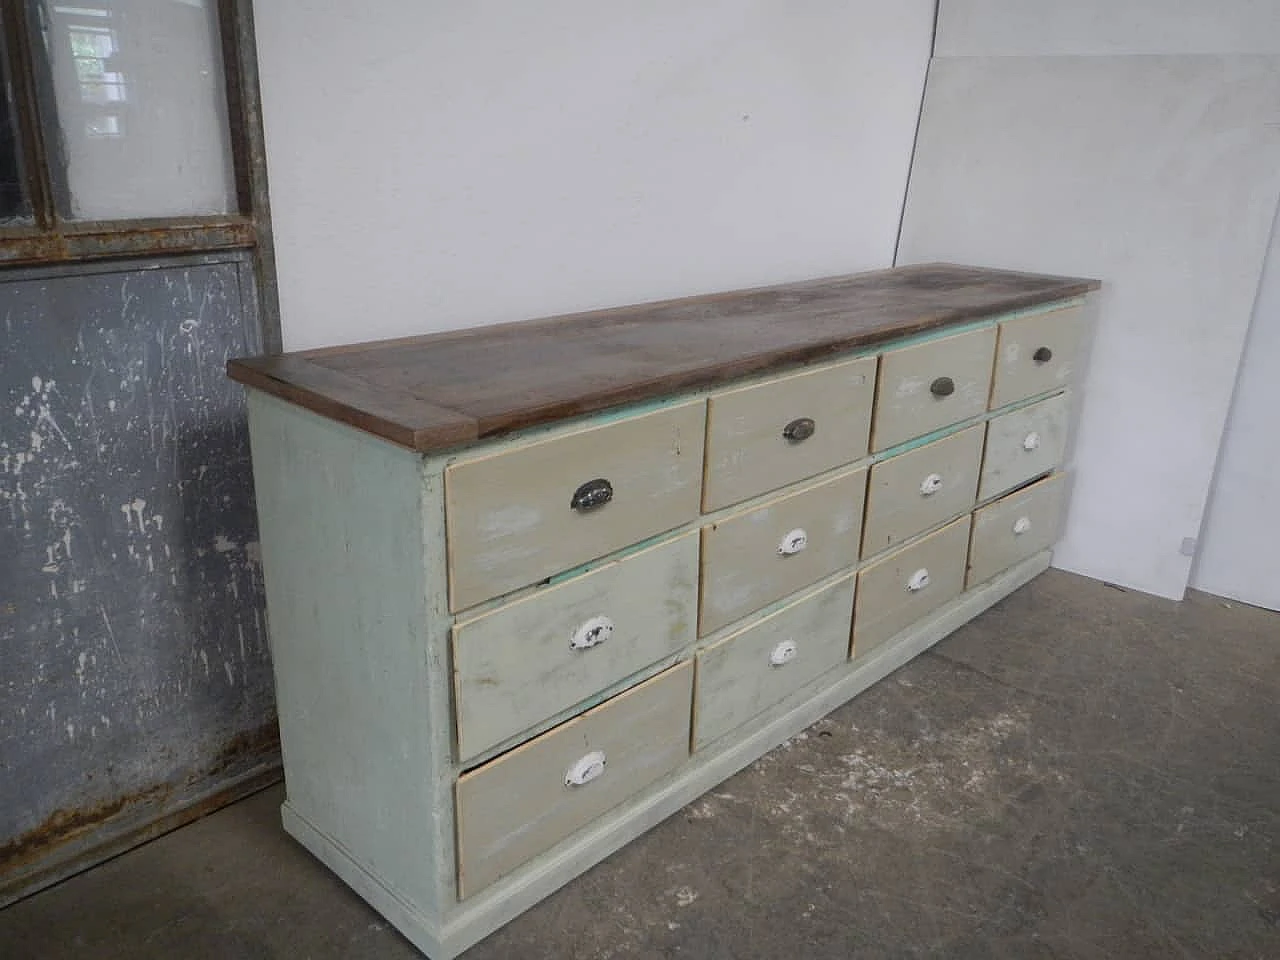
[893, 1, 941, 266]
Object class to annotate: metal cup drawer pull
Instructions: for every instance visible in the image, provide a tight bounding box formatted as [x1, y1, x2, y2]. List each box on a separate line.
[1013, 516, 1033, 536]
[769, 639, 799, 667]
[1033, 346, 1054, 364]
[564, 750, 607, 787]
[782, 417, 816, 443]
[930, 376, 956, 398]
[919, 473, 944, 496]
[570, 478, 613, 512]
[777, 528, 809, 556]
[907, 568, 931, 592]
[569, 615, 614, 651]
[1022, 431, 1041, 452]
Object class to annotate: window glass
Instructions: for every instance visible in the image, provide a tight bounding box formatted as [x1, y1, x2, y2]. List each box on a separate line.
[0, 34, 31, 223]
[40, 0, 236, 220]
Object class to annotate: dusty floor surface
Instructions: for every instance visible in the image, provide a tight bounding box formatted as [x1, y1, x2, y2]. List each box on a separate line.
[2, 569, 1278, 958]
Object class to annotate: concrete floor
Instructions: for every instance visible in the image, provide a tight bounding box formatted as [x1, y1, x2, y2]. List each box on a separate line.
[3, 569, 1278, 959]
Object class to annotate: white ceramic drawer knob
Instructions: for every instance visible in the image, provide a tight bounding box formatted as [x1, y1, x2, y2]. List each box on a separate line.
[565, 750, 607, 787]
[769, 639, 798, 667]
[778, 528, 808, 556]
[1013, 516, 1033, 536]
[1023, 431, 1041, 452]
[907, 568, 931, 592]
[920, 473, 943, 496]
[569, 615, 614, 651]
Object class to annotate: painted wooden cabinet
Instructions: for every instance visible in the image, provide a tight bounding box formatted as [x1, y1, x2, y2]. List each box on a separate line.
[229, 264, 1098, 958]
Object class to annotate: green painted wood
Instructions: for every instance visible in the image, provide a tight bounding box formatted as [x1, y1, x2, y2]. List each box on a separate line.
[455, 661, 693, 898]
[854, 516, 972, 658]
[278, 551, 1053, 959]
[694, 574, 855, 750]
[240, 286, 1092, 958]
[862, 424, 984, 559]
[698, 468, 866, 636]
[248, 393, 447, 914]
[979, 392, 1071, 501]
[702, 355, 876, 512]
[445, 400, 706, 611]
[872, 326, 998, 452]
[452, 533, 698, 762]
[969, 474, 1069, 588]
[991, 303, 1087, 408]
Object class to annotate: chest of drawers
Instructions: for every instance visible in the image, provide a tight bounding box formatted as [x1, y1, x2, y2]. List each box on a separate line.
[229, 263, 1099, 958]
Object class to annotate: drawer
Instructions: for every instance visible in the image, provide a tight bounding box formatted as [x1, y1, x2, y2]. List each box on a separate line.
[968, 473, 1067, 588]
[871, 326, 996, 452]
[694, 575, 854, 751]
[853, 515, 971, 658]
[455, 660, 692, 898]
[862, 425, 983, 559]
[703, 356, 877, 512]
[445, 401, 706, 611]
[699, 468, 866, 635]
[979, 392, 1070, 501]
[452, 533, 698, 762]
[990, 304, 1086, 408]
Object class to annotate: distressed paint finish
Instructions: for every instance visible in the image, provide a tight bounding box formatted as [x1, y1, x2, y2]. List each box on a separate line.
[453, 532, 699, 763]
[0, 257, 272, 891]
[978, 392, 1071, 501]
[444, 400, 706, 611]
[702, 355, 877, 512]
[969, 473, 1069, 588]
[456, 661, 694, 899]
[693, 574, 855, 751]
[871, 326, 997, 452]
[990, 304, 1087, 408]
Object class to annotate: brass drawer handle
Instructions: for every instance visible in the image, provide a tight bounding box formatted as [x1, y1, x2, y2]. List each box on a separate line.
[930, 376, 955, 398]
[783, 417, 816, 443]
[1033, 346, 1053, 364]
[570, 478, 613, 512]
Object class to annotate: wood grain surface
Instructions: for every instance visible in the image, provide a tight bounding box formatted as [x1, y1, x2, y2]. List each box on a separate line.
[228, 264, 1099, 452]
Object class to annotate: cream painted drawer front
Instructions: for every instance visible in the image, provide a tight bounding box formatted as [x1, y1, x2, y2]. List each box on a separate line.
[694, 575, 854, 750]
[699, 469, 866, 635]
[862, 425, 983, 559]
[979, 392, 1070, 501]
[452, 533, 698, 762]
[871, 327, 996, 452]
[455, 660, 692, 899]
[853, 516, 971, 657]
[445, 401, 706, 611]
[991, 304, 1085, 408]
[969, 474, 1067, 588]
[702, 356, 877, 512]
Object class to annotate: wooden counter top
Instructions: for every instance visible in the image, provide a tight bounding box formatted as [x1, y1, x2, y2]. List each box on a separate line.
[228, 263, 1099, 453]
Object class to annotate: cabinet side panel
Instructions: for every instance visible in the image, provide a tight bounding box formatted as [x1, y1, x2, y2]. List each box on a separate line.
[247, 392, 441, 916]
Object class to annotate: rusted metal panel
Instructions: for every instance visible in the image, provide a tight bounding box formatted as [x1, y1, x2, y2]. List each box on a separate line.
[0, 220, 256, 265]
[0, 254, 277, 902]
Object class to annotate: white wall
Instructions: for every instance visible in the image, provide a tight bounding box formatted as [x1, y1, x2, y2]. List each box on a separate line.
[1192, 211, 1280, 609]
[253, 1, 935, 351]
[900, 2, 1280, 600]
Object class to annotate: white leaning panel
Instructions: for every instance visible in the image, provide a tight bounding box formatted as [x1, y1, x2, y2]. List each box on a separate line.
[898, 53, 1280, 599]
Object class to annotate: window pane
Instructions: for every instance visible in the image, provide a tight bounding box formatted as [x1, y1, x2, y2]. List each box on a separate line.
[39, 0, 237, 220]
[0, 29, 32, 223]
